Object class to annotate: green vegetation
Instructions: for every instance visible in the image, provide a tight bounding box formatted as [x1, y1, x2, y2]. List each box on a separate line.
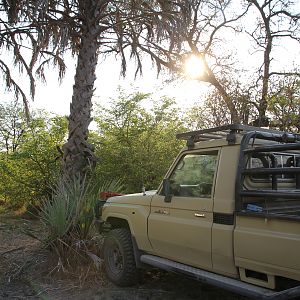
[1, 85, 299, 211]
[39, 176, 122, 261]
[91, 91, 186, 193]
[0, 93, 186, 271]
[268, 77, 300, 132]
[0, 103, 68, 209]
[0, 93, 186, 209]
[1, 84, 299, 211]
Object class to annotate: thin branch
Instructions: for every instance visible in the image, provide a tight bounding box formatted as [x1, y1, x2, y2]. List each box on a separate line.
[269, 71, 300, 77]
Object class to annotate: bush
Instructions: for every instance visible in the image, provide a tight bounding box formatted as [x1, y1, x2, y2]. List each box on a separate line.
[39, 176, 122, 265]
[0, 112, 68, 210]
[92, 92, 185, 193]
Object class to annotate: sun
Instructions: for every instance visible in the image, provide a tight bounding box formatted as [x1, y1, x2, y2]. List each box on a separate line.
[184, 55, 205, 79]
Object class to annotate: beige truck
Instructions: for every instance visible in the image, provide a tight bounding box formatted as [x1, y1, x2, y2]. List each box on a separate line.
[96, 124, 300, 299]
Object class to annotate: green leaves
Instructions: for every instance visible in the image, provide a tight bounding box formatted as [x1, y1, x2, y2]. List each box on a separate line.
[40, 177, 90, 242]
[0, 104, 68, 209]
[39, 175, 123, 261]
[268, 78, 300, 132]
[92, 91, 186, 193]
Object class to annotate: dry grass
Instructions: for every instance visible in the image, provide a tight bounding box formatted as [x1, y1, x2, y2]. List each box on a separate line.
[0, 214, 249, 300]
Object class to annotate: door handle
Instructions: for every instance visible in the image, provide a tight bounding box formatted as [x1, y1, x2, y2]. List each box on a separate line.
[154, 209, 169, 215]
[194, 213, 205, 218]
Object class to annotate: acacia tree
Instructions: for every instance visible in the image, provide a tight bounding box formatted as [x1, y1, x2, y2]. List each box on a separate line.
[247, 0, 300, 125]
[131, 0, 300, 125]
[132, 0, 251, 123]
[181, 0, 249, 123]
[1, 0, 191, 179]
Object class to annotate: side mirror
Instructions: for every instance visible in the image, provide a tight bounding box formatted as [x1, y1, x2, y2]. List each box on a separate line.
[163, 178, 172, 203]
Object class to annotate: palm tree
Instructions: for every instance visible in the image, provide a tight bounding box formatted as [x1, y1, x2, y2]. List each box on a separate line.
[1, 0, 191, 179]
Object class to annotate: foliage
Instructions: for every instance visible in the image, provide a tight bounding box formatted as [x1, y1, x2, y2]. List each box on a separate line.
[186, 96, 230, 130]
[186, 76, 300, 131]
[0, 105, 68, 209]
[0, 92, 187, 210]
[0, 2, 42, 112]
[268, 77, 300, 132]
[39, 176, 122, 261]
[92, 90, 186, 193]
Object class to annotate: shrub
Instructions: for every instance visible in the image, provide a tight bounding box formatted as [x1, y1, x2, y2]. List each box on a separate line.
[39, 176, 122, 265]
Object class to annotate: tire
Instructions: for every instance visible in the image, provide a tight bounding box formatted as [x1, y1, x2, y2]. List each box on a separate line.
[103, 228, 138, 286]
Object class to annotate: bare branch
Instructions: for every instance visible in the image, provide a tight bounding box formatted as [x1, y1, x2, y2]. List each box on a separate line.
[269, 71, 300, 77]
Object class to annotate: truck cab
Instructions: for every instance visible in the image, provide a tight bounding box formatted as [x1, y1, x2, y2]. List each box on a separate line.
[97, 124, 300, 299]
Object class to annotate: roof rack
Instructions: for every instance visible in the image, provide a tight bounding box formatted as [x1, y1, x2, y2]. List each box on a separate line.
[176, 124, 300, 147]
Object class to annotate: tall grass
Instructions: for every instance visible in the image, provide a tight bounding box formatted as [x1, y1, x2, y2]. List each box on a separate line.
[39, 176, 122, 265]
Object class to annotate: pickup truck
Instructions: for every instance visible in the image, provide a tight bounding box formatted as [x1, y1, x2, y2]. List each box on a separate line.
[96, 124, 300, 300]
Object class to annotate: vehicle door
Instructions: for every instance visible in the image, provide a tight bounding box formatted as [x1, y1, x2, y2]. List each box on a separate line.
[148, 149, 220, 270]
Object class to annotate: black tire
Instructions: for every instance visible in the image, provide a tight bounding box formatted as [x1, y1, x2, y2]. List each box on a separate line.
[103, 228, 138, 286]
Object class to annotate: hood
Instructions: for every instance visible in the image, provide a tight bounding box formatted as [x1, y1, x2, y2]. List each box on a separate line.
[106, 190, 157, 206]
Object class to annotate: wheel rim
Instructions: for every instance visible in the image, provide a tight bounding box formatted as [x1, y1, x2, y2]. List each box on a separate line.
[107, 239, 124, 275]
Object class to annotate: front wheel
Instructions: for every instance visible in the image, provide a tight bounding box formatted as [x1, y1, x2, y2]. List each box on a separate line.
[103, 228, 138, 286]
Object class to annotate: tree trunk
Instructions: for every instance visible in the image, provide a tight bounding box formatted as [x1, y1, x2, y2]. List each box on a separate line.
[62, 18, 99, 179]
[251, 0, 272, 126]
[258, 26, 272, 126]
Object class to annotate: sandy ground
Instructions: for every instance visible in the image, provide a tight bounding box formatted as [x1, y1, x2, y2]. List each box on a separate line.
[0, 214, 247, 300]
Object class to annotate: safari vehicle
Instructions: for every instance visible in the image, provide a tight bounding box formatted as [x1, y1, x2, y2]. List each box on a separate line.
[96, 124, 300, 300]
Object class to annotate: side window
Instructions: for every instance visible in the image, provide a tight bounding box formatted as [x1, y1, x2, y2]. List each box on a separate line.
[169, 151, 218, 198]
[249, 153, 296, 182]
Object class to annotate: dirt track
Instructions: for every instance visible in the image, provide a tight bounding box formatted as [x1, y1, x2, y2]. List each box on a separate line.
[0, 215, 246, 300]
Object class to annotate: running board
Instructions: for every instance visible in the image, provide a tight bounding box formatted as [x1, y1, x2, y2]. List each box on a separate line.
[140, 255, 300, 300]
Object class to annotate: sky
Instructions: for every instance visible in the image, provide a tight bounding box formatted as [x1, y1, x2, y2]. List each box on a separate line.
[28, 34, 299, 117]
[1, 34, 298, 119]
[0, 48, 211, 116]
[30, 53, 210, 116]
